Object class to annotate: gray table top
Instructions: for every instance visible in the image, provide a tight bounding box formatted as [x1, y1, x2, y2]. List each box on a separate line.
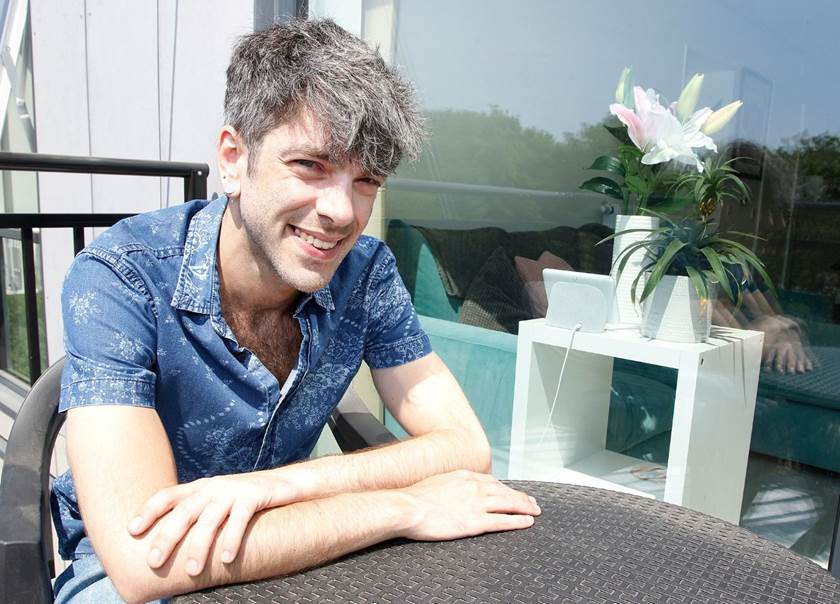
[175, 480, 840, 603]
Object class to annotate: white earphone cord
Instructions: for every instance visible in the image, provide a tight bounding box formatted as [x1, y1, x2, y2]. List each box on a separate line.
[537, 323, 583, 446]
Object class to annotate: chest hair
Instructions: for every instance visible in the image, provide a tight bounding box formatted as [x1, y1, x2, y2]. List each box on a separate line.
[225, 308, 302, 386]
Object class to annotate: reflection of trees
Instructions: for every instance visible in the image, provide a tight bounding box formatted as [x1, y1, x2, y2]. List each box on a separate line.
[719, 133, 840, 295]
[397, 106, 613, 191]
[776, 133, 840, 201]
[388, 107, 616, 229]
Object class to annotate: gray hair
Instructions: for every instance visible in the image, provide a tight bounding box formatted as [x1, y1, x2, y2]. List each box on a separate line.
[224, 19, 425, 177]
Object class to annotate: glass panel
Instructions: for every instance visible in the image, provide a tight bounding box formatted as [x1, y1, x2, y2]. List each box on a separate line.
[0, 15, 44, 383]
[379, 0, 840, 565]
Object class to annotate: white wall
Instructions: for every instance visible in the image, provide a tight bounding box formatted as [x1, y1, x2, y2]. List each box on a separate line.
[30, 0, 254, 363]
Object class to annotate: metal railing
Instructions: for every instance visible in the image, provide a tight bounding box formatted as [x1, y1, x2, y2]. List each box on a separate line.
[0, 152, 209, 383]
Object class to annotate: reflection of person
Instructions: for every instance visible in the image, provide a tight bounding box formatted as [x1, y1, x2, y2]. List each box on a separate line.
[712, 275, 814, 374]
[711, 141, 816, 375]
[52, 20, 539, 603]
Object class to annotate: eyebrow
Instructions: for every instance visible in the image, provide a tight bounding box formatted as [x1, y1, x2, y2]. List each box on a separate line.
[281, 144, 331, 161]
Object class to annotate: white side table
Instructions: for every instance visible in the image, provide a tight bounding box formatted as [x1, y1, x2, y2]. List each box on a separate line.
[509, 319, 763, 524]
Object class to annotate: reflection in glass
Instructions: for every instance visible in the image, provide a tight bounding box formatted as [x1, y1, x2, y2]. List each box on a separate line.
[379, 0, 840, 565]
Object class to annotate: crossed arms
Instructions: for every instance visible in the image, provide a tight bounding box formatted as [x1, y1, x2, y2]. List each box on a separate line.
[67, 352, 540, 603]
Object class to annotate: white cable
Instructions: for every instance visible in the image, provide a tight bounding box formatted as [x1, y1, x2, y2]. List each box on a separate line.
[537, 323, 583, 446]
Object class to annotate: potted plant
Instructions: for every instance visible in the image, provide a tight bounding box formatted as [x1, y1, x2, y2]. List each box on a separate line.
[581, 68, 743, 324]
[604, 211, 775, 343]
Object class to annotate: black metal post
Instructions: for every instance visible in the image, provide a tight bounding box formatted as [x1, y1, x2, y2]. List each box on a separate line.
[185, 168, 207, 201]
[72, 227, 85, 255]
[19, 227, 41, 383]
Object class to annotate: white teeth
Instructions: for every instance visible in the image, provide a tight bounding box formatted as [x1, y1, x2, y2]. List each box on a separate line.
[295, 228, 338, 250]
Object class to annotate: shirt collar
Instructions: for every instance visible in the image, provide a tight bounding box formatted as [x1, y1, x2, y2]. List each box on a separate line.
[171, 196, 227, 315]
[171, 196, 335, 317]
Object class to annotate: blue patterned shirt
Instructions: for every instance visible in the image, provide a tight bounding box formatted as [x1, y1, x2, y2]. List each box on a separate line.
[50, 196, 431, 559]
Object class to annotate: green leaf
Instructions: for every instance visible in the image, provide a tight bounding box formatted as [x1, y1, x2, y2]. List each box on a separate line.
[685, 265, 708, 299]
[580, 176, 623, 200]
[630, 262, 657, 305]
[639, 238, 686, 302]
[597, 228, 657, 246]
[624, 174, 648, 195]
[588, 155, 625, 177]
[605, 125, 633, 145]
[710, 237, 777, 298]
[699, 247, 734, 302]
[614, 239, 656, 277]
[613, 240, 652, 275]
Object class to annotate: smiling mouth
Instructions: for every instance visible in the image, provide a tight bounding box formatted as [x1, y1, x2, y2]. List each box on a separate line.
[292, 227, 341, 250]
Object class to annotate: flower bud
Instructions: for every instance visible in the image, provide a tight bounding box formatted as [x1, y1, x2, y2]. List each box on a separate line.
[702, 100, 743, 135]
[615, 67, 632, 106]
[676, 73, 704, 122]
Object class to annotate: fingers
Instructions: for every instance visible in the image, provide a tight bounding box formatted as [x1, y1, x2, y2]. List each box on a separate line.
[484, 512, 536, 532]
[763, 346, 777, 371]
[128, 483, 194, 536]
[147, 491, 211, 569]
[217, 501, 259, 564]
[481, 491, 541, 516]
[775, 343, 792, 374]
[185, 499, 231, 576]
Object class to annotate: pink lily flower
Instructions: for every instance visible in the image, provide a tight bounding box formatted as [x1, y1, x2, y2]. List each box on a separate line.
[610, 86, 717, 172]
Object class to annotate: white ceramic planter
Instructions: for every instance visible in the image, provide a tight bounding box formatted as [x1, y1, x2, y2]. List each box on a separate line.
[640, 274, 714, 343]
[611, 214, 659, 325]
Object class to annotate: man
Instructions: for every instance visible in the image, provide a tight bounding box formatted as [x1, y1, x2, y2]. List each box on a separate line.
[52, 19, 539, 603]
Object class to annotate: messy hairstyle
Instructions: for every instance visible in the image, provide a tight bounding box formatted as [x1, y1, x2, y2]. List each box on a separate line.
[224, 19, 425, 177]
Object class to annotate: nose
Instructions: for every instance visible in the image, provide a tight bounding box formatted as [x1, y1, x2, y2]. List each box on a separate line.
[315, 178, 355, 228]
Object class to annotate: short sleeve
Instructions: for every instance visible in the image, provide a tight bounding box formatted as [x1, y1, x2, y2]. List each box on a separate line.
[59, 251, 158, 411]
[363, 247, 432, 369]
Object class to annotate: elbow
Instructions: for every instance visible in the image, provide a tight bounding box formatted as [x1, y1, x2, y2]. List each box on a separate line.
[110, 567, 180, 604]
[100, 547, 178, 603]
[109, 573, 157, 604]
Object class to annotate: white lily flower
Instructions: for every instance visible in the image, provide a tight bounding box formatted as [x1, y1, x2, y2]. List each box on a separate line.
[610, 86, 717, 172]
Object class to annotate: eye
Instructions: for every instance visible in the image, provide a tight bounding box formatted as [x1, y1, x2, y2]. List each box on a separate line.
[293, 159, 321, 170]
[358, 176, 383, 189]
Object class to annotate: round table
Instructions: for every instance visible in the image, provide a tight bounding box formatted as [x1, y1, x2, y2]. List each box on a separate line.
[175, 481, 840, 603]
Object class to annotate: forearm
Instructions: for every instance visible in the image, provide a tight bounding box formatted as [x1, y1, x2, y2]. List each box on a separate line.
[295, 426, 492, 495]
[283, 351, 493, 496]
[116, 489, 408, 603]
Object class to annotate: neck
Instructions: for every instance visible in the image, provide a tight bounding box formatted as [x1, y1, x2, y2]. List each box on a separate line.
[217, 200, 299, 314]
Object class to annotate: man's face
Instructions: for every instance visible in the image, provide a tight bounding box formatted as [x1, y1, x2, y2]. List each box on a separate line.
[235, 112, 383, 294]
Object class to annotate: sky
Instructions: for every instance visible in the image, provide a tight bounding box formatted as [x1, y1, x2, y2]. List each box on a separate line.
[392, 0, 838, 150]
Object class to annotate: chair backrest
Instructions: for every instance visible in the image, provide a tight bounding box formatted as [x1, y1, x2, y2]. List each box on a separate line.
[0, 358, 66, 604]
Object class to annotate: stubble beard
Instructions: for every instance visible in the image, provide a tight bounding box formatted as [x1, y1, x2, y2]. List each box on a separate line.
[242, 211, 337, 295]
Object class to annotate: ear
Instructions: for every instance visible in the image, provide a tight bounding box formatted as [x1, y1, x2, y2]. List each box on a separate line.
[217, 125, 247, 184]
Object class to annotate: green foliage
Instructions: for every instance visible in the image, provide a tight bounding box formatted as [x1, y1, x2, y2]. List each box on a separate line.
[389, 106, 618, 226]
[599, 212, 775, 306]
[672, 155, 750, 218]
[398, 106, 614, 191]
[776, 132, 840, 200]
[579, 124, 689, 215]
[5, 290, 47, 382]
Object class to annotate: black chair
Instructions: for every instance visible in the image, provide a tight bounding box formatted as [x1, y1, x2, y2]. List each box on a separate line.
[0, 358, 396, 603]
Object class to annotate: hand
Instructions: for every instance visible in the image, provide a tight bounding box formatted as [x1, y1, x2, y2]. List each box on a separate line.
[749, 315, 815, 374]
[128, 468, 318, 576]
[398, 470, 541, 541]
[763, 337, 814, 374]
